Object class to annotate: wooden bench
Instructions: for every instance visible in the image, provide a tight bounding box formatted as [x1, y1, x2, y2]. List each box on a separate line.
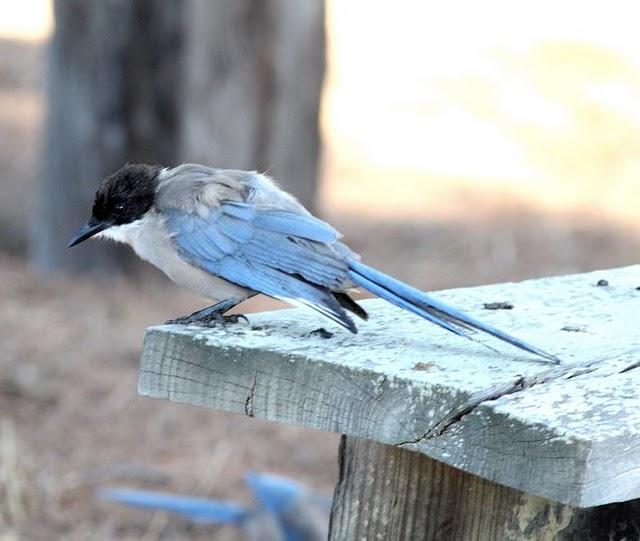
[138, 266, 640, 540]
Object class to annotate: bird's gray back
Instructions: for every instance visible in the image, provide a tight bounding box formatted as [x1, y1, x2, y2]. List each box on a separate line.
[156, 165, 309, 215]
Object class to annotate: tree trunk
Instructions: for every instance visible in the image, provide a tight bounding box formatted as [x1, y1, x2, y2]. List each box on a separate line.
[31, 0, 185, 274]
[182, 0, 325, 211]
[32, 0, 324, 274]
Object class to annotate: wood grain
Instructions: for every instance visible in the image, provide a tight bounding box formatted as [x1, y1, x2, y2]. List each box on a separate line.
[329, 437, 640, 541]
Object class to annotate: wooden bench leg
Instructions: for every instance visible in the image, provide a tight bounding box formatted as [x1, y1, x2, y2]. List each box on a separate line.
[329, 436, 640, 541]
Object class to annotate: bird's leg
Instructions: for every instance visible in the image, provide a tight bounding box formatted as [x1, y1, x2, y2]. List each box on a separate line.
[165, 297, 249, 327]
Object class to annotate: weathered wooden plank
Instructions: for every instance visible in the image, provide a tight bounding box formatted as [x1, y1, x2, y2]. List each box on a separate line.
[139, 265, 640, 507]
[329, 437, 640, 541]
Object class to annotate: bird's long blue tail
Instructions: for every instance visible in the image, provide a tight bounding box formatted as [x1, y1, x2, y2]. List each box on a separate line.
[99, 488, 248, 525]
[348, 261, 559, 363]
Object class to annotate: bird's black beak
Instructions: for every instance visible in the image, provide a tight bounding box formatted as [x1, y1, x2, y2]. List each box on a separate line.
[68, 218, 111, 247]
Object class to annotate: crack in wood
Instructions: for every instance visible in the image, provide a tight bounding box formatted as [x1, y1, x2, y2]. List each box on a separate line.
[396, 377, 526, 445]
[367, 375, 388, 406]
[244, 371, 258, 417]
[396, 355, 640, 447]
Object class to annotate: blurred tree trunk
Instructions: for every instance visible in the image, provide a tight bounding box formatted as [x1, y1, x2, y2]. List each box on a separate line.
[182, 0, 325, 211]
[30, 0, 185, 274]
[32, 0, 324, 274]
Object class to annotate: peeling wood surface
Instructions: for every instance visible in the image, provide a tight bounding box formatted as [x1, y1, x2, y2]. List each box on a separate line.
[139, 266, 640, 507]
[329, 437, 640, 541]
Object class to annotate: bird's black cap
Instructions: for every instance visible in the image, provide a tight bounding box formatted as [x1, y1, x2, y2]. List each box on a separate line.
[68, 163, 161, 247]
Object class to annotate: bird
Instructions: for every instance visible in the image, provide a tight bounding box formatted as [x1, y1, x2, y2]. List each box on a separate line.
[100, 471, 331, 541]
[244, 471, 331, 541]
[68, 163, 558, 363]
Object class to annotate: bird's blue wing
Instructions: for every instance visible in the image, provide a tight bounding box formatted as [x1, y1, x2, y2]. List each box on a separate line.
[253, 210, 339, 243]
[99, 488, 249, 525]
[163, 203, 356, 332]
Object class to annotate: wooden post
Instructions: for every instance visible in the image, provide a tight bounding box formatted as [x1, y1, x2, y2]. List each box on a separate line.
[330, 437, 640, 541]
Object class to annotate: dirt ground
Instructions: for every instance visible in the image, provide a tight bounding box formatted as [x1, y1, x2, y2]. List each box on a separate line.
[1, 38, 640, 540]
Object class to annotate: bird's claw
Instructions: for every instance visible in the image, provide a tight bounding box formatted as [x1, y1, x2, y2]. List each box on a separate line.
[165, 313, 249, 328]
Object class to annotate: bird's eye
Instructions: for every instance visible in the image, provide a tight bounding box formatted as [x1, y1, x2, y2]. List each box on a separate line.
[114, 203, 125, 213]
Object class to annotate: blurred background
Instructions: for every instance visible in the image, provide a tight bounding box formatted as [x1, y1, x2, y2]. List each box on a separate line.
[1, 0, 639, 538]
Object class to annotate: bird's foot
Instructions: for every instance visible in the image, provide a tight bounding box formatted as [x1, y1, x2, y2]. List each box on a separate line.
[165, 312, 249, 328]
[165, 299, 250, 328]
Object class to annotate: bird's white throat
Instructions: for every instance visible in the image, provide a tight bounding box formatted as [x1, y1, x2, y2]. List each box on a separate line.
[98, 216, 147, 245]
